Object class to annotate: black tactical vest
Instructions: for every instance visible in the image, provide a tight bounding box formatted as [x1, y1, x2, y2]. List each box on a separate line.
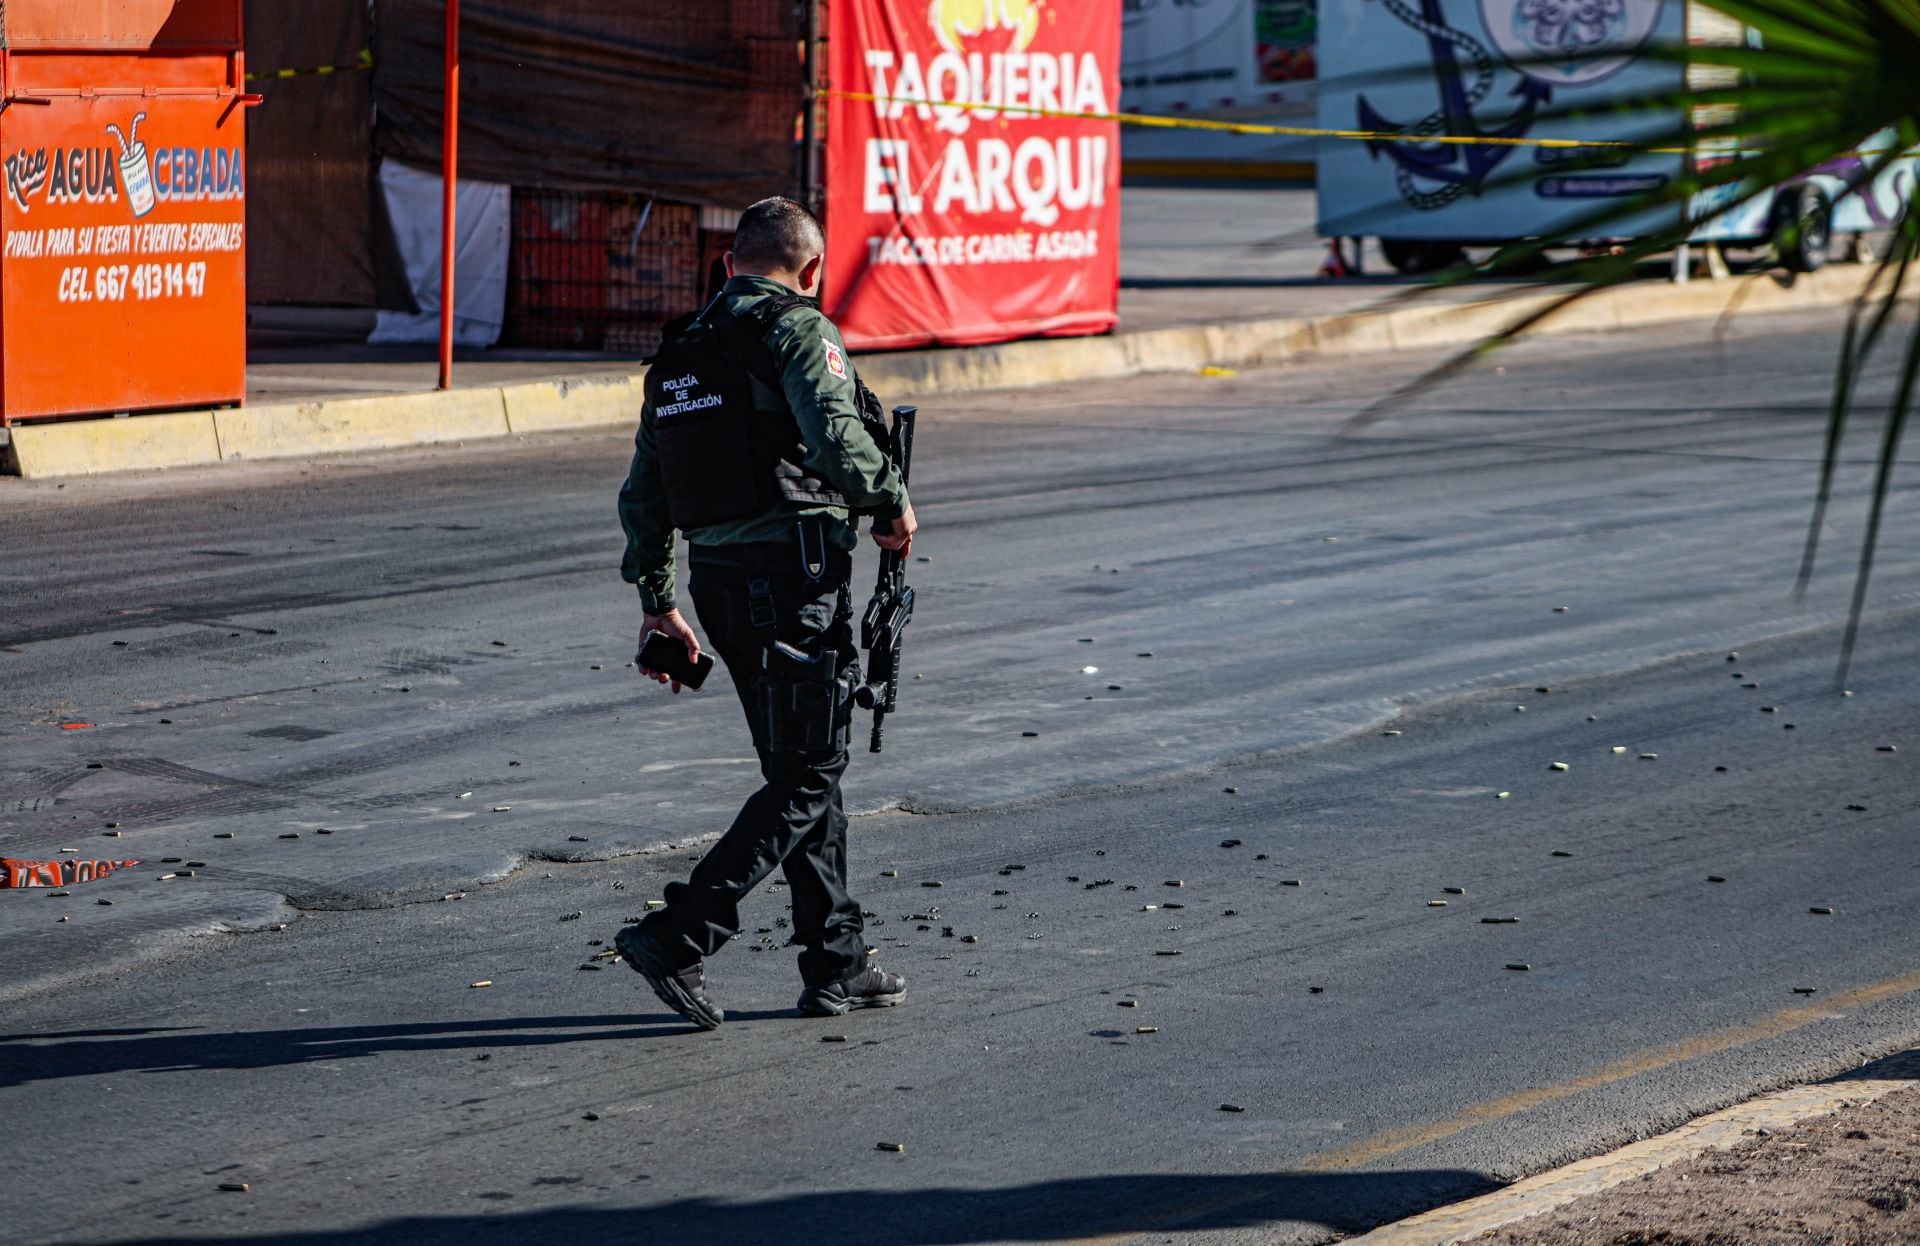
[646, 294, 885, 531]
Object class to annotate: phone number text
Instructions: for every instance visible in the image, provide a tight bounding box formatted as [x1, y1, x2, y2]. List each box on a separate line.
[56, 263, 210, 304]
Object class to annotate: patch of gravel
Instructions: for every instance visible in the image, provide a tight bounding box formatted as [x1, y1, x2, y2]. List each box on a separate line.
[1471, 1081, 1920, 1245]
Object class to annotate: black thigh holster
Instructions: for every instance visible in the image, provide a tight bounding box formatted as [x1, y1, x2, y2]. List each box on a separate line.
[758, 640, 858, 755]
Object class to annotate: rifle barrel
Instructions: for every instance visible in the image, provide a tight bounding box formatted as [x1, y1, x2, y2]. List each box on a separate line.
[864, 406, 918, 756]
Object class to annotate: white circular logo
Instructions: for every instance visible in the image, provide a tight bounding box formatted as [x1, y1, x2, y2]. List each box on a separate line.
[1479, 0, 1667, 87]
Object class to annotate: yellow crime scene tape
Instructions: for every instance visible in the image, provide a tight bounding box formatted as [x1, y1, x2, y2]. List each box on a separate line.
[827, 89, 1705, 156]
[217, 73, 1880, 162]
[246, 48, 374, 83]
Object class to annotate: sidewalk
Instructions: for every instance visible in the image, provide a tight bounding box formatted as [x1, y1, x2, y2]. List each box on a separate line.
[237, 274, 1509, 403]
[234, 187, 1350, 401]
[1350, 1047, 1920, 1246]
[3, 187, 1882, 478]
[1479, 1075, 1920, 1243]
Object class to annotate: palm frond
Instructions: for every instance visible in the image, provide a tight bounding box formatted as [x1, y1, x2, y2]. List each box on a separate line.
[1837, 247, 1920, 686]
[1795, 201, 1919, 599]
[1365, 0, 1920, 677]
[1708, 0, 1878, 57]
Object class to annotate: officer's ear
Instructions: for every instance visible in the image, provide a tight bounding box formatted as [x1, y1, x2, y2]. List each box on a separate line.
[798, 253, 824, 295]
[723, 251, 737, 279]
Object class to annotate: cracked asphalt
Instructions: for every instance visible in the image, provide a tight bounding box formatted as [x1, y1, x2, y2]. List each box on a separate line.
[2, 304, 1917, 1245]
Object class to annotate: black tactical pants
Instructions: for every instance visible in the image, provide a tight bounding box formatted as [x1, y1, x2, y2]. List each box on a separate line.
[640, 539, 869, 988]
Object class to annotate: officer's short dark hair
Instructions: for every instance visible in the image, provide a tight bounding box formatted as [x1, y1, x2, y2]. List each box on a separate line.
[732, 197, 826, 273]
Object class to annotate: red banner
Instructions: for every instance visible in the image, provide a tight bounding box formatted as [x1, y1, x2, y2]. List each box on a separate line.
[825, 0, 1121, 351]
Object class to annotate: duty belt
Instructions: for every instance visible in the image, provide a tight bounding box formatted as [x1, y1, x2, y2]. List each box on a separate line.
[688, 520, 851, 634]
[688, 520, 846, 578]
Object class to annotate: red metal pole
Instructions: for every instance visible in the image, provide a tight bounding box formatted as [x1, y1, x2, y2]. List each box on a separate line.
[439, 0, 460, 391]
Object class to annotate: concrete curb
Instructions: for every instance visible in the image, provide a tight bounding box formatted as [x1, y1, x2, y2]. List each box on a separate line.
[1340, 1048, 1920, 1246]
[214, 387, 511, 462]
[4, 265, 1876, 478]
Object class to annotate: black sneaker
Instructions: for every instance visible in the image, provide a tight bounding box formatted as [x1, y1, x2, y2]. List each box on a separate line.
[797, 964, 906, 1017]
[615, 924, 723, 1030]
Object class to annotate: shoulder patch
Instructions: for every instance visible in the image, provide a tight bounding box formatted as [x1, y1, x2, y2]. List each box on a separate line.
[822, 336, 848, 380]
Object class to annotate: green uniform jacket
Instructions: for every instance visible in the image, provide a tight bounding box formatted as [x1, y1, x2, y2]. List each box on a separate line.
[618, 275, 911, 614]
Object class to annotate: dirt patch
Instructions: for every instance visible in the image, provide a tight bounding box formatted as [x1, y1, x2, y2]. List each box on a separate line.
[1471, 1082, 1920, 1245]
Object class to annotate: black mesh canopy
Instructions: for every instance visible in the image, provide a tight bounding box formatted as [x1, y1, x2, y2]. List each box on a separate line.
[372, 0, 805, 206]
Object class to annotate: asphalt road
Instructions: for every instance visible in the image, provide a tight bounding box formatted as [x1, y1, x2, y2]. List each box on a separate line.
[2, 306, 1918, 1245]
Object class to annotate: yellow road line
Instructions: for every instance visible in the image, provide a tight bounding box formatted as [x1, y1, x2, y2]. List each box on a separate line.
[1059, 966, 1920, 1246]
[1305, 966, 1920, 1171]
[1345, 1060, 1920, 1245]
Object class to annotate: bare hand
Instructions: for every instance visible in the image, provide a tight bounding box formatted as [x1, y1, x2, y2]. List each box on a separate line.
[637, 608, 702, 695]
[874, 503, 918, 557]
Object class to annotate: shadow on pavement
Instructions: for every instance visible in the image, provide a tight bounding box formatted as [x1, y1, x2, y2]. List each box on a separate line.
[1834, 1047, 1920, 1082]
[0, 1012, 769, 1086]
[90, 1169, 1496, 1246]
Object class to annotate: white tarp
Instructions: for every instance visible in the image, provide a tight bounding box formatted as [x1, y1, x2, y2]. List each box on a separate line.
[370, 159, 511, 348]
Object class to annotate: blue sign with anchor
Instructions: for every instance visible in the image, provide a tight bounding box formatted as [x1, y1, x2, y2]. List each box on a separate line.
[1318, 0, 1681, 242]
[1358, 0, 1551, 210]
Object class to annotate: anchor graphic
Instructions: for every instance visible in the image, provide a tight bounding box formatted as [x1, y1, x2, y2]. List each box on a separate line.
[1357, 0, 1552, 210]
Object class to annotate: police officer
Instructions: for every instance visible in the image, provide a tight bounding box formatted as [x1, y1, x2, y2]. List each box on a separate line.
[613, 197, 918, 1030]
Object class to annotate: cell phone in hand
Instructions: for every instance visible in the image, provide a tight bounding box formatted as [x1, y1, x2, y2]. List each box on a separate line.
[639, 630, 715, 690]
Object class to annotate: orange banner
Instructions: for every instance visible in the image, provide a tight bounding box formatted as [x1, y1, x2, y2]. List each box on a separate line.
[2, 51, 247, 421]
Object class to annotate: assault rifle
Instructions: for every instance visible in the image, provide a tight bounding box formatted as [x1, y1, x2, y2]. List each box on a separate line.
[853, 405, 918, 754]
